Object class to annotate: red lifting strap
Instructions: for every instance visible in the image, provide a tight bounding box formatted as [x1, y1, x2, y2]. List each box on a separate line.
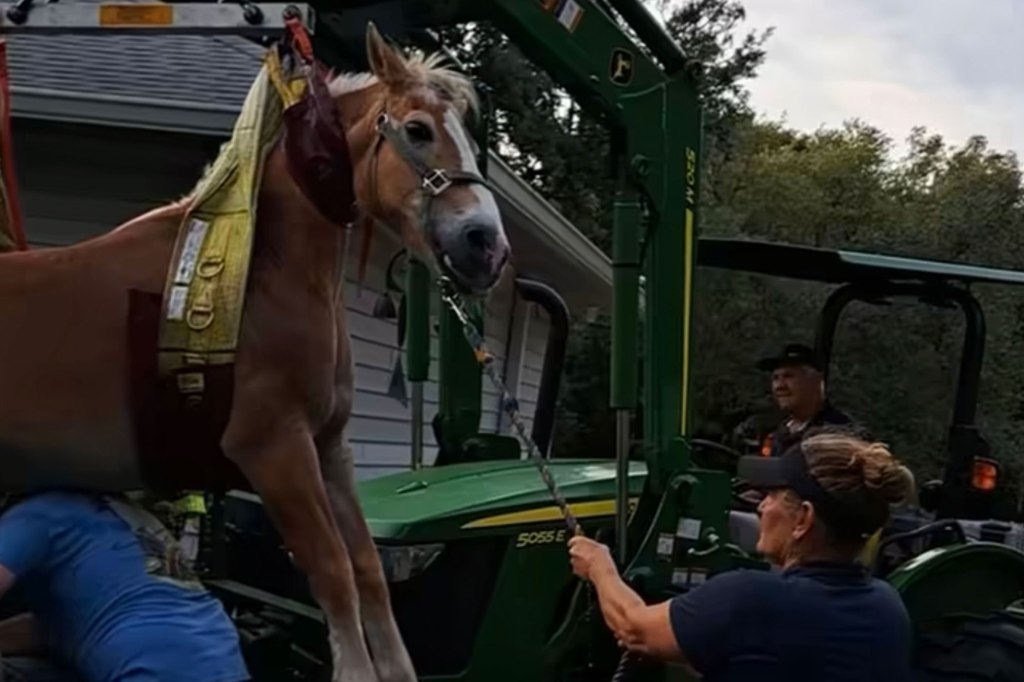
[284, 14, 314, 65]
[0, 38, 27, 251]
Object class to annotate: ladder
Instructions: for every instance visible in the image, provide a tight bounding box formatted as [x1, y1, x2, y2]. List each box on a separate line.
[0, 0, 314, 36]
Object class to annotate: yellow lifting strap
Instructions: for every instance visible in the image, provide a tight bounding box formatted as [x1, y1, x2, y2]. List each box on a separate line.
[171, 492, 208, 516]
[156, 48, 309, 385]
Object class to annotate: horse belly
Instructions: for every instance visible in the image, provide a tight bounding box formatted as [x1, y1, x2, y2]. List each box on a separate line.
[0, 236, 172, 493]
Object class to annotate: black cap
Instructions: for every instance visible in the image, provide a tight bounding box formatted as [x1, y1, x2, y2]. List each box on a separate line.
[737, 445, 885, 539]
[756, 343, 822, 372]
[737, 446, 816, 492]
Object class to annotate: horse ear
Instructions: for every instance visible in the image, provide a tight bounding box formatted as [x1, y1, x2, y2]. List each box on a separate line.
[366, 22, 410, 90]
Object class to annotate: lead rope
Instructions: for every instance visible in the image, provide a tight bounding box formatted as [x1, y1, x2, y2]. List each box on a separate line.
[436, 277, 583, 538]
[437, 278, 625, 680]
[372, 88, 611, 675]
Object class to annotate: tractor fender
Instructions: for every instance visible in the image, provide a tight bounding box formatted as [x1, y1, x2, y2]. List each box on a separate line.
[887, 541, 1024, 627]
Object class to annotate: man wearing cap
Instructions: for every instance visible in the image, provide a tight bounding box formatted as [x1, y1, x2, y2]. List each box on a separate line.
[756, 343, 855, 458]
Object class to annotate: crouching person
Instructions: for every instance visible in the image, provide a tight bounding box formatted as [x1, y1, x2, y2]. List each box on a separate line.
[0, 491, 249, 682]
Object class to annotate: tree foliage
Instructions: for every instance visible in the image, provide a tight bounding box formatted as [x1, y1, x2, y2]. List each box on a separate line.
[691, 118, 1024, 511]
[436, 2, 1024, 513]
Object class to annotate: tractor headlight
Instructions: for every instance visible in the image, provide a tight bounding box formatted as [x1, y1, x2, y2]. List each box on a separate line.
[377, 543, 444, 583]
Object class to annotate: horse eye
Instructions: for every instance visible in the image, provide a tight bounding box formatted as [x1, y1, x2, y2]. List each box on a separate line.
[404, 121, 434, 145]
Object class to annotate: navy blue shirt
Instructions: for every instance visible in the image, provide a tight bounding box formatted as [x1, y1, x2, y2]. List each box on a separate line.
[669, 562, 912, 682]
[0, 493, 249, 682]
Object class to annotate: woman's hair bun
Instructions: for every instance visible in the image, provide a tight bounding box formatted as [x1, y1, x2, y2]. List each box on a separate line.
[802, 432, 916, 507]
[854, 441, 916, 505]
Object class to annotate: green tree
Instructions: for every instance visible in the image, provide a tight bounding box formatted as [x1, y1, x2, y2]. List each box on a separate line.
[439, 2, 1024, 517]
[690, 118, 1024, 511]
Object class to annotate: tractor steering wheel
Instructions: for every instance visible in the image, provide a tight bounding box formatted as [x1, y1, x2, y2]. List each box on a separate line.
[688, 436, 770, 509]
[688, 439, 763, 511]
[689, 438, 745, 473]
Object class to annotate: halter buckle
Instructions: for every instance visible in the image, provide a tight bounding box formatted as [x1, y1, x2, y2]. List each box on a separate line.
[422, 169, 452, 196]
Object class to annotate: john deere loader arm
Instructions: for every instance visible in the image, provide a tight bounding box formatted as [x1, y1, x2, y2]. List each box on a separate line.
[312, 0, 734, 599]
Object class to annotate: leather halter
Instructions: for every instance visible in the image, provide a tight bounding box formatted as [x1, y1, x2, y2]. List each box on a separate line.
[366, 109, 491, 290]
[283, 70, 492, 288]
[372, 110, 490, 205]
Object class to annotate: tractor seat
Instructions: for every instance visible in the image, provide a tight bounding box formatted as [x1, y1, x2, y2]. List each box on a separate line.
[728, 510, 762, 554]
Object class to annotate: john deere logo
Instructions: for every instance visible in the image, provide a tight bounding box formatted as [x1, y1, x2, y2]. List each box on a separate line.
[609, 48, 634, 85]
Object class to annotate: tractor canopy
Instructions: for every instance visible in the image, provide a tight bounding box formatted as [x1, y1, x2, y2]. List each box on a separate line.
[697, 237, 1024, 286]
[697, 237, 1024, 519]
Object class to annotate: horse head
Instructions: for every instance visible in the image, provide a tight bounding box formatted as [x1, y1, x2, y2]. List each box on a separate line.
[326, 23, 510, 295]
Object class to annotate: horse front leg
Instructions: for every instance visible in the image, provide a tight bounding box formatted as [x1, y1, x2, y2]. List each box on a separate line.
[224, 421, 379, 682]
[318, 433, 417, 682]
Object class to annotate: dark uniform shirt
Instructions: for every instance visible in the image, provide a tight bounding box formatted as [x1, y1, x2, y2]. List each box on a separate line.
[669, 562, 912, 682]
[763, 402, 854, 457]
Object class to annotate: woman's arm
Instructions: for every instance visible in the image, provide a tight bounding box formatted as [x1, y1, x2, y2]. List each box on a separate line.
[569, 537, 687, 661]
[572, 536, 761, 678]
[587, 561, 684, 661]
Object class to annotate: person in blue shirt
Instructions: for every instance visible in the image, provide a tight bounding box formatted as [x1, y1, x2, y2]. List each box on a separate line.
[568, 430, 915, 682]
[0, 491, 250, 682]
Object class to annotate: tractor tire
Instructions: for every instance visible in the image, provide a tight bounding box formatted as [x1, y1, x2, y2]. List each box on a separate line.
[915, 609, 1024, 681]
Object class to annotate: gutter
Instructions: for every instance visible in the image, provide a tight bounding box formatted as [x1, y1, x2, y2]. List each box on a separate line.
[486, 154, 612, 295]
[11, 86, 240, 137]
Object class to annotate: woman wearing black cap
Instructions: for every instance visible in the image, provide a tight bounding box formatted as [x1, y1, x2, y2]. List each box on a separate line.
[568, 431, 916, 681]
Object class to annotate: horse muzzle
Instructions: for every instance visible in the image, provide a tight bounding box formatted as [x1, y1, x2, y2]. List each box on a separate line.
[438, 218, 509, 294]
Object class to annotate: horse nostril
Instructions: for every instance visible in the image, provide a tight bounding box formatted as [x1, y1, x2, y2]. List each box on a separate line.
[462, 224, 497, 253]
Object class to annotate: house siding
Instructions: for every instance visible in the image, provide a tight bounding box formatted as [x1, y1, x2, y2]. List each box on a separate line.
[518, 306, 553, 435]
[13, 120, 545, 480]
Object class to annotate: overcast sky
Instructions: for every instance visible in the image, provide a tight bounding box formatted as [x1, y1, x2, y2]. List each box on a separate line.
[736, 0, 1023, 158]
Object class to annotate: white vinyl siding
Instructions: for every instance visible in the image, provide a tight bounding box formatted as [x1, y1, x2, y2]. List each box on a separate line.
[517, 307, 552, 436]
[13, 120, 544, 480]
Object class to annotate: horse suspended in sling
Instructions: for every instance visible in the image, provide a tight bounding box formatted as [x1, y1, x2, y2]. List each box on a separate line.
[0, 23, 509, 682]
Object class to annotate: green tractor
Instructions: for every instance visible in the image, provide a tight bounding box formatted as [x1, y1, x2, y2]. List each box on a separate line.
[347, 238, 1024, 682]
[694, 238, 1024, 681]
[214, 235, 1024, 681]
[203, 1, 1024, 680]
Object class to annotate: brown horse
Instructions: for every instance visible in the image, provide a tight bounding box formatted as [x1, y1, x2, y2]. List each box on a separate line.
[0, 23, 509, 682]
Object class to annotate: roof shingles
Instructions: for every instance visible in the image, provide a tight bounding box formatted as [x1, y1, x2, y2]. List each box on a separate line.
[7, 0, 264, 108]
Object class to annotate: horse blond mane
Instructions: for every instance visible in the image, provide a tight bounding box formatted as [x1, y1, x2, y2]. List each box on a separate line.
[189, 47, 477, 198]
[328, 49, 479, 116]
[185, 46, 480, 289]
[188, 48, 477, 192]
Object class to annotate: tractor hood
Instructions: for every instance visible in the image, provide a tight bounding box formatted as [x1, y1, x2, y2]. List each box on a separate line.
[357, 458, 648, 542]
